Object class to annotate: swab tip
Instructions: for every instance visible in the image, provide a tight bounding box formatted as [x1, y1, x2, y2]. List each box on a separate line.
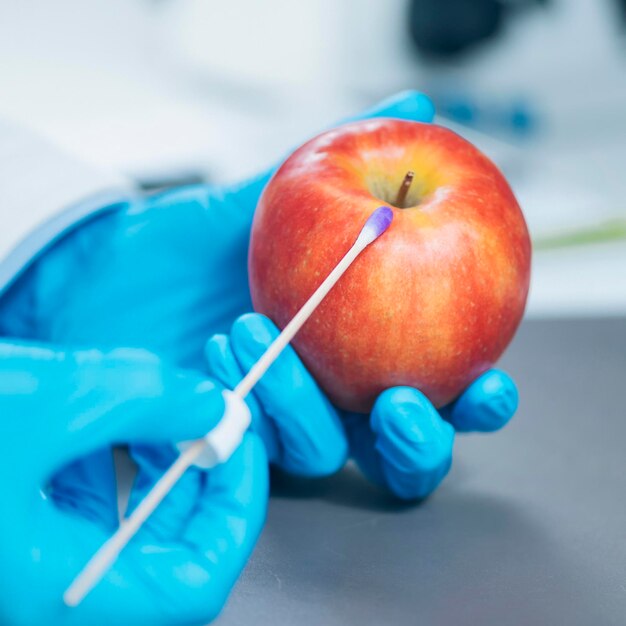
[370, 205, 394, 236]
[359, 205, 394, 245]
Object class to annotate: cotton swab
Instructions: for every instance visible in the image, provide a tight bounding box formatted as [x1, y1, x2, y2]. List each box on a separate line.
[63, 205, 394, 608]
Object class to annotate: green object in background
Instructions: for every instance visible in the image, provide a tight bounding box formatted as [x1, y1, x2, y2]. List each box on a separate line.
[533, 219, 626, 251]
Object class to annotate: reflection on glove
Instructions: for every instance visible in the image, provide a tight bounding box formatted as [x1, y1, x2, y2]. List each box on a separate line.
[207, 314, 519, 501]
[0, 341, 267, 625]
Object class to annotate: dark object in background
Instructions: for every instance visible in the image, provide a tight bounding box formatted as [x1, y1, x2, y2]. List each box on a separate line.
[617, 0, 626, 28]
[136, 169, 209, 194]
[408, 0, 550, 59]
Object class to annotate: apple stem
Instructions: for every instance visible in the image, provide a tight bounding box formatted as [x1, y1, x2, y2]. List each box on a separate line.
[395, 171, 415, 208]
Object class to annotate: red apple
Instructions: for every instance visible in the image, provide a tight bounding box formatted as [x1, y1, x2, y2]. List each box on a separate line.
[249, 119, 531, 413]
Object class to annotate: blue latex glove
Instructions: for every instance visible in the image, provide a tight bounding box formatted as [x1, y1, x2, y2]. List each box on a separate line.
[0, 91, 438, 488]
[0, 92, 443, 621]
[0, 341, 267, 625]
[206, 313, 519, 500]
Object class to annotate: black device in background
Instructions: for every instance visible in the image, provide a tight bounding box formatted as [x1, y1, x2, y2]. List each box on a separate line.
[617, 0, 626, 27]
[407, 0, 549, 59]
[408, 0, 626, 59]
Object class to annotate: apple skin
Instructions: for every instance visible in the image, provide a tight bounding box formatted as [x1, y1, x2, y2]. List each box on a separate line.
[248, 119, 531, 413]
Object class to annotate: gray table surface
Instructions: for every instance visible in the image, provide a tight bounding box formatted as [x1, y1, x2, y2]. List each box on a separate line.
[219, 318, 626, 626]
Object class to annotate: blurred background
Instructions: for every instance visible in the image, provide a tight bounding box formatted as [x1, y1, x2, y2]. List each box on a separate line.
[1, 0, 625, 317]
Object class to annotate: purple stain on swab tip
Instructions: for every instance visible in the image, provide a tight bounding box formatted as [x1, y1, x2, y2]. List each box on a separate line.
[361, 206, 393, 243]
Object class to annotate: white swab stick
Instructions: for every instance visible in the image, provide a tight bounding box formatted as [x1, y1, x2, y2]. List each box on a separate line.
[233, 207, 393, 399]
[63, 206, 393, 608]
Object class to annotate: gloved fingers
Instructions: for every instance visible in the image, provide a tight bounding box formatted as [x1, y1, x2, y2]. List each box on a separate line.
[440, 369, 519, 433]
[180, 433, 268, 613]
[49, 449, 119, 531]
[125, 444, 205, 542]
[226, 313, 348, 477]
[30, 347, 226, 484]
[84, 434, 268, 625]
[30, 434, 264, 625]
[347, 387, 454, 500]
[205, 333, 281, 462]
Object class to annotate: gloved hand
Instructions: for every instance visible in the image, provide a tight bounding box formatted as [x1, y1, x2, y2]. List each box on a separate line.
[0, 341, 267, 625]
[0, 91, 439, 493]
[206, 313, 518, 500]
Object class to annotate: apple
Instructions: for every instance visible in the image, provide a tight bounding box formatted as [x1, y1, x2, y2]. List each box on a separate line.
[248, 119, 531, 413]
